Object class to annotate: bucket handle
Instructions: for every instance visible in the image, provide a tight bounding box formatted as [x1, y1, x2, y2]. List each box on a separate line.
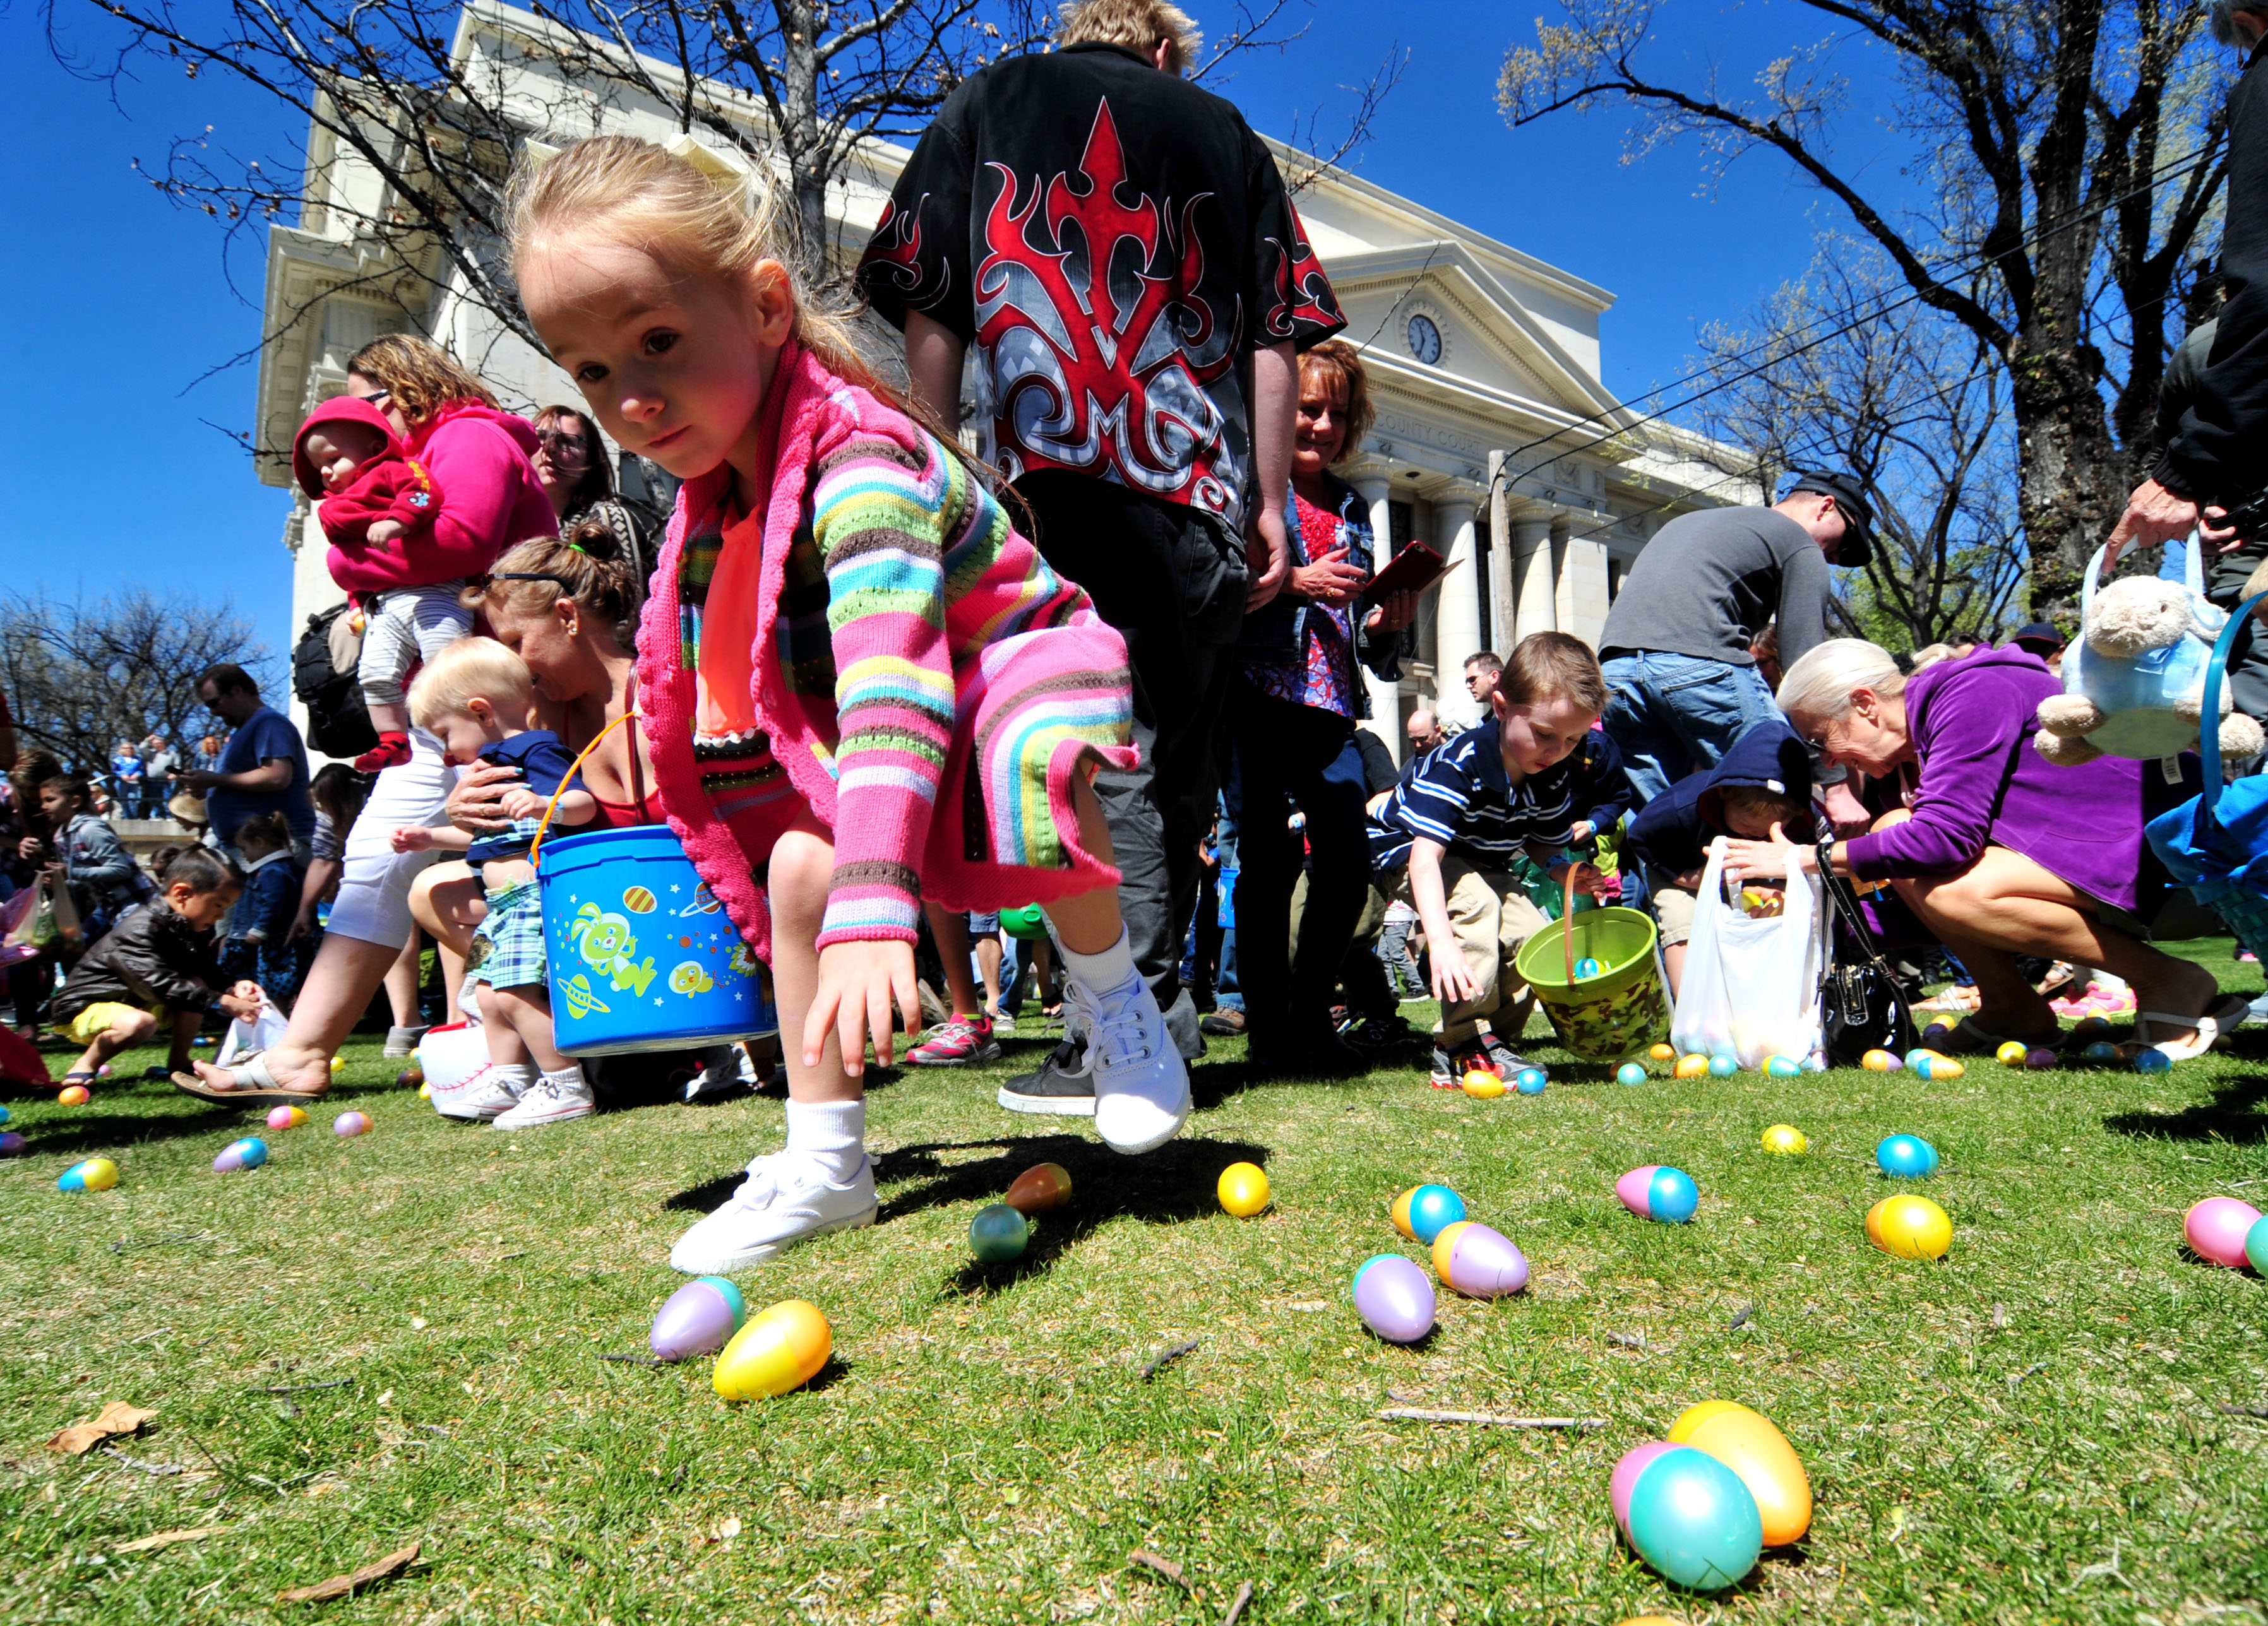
[528, 706, 643, 867]
[1563, 864, 1579, 982]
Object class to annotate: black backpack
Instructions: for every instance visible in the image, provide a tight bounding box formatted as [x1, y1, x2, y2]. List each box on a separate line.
[1819, 870, 1918, 1064]
[292, 603, 378, 759]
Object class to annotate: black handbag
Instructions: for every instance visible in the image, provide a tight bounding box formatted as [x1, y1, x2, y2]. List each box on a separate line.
[1818, 858, 1916, 1065]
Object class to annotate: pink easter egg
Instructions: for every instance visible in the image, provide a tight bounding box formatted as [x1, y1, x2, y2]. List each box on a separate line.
[1609, 1441, 1681, 1541]
[2185, 1196, 2263, 1269]
[1615, 1165, 1662, 1218]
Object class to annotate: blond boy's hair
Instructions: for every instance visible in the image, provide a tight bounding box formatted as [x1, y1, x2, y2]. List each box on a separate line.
[407, 636, 534, 732]
[1499, 631, 1608, 718]
[1053, 0, 1202, 73]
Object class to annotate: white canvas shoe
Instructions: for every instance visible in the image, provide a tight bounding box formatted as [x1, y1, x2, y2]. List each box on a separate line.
[431, 1062, 525, 1122]
[1075, 970, 1190, 1154]
[492, 1070, 594, 1130]
[668, 1151, 878, 1274]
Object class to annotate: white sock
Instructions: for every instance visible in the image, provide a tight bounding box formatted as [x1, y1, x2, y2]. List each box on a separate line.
[539, 1064, 588, 1098]
[1058, 927, 1138, 996]
[785, 1098, 866, 1182]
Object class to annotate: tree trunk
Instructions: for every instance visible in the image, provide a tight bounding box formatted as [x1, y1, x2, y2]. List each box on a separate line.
[778, 3, 832, 280]
[2008, 335, 2127, 622]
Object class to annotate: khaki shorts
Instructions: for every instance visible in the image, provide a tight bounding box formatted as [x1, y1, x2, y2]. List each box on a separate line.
[62, 1001, 158, 1045]
[1650, 876, 1697, 949]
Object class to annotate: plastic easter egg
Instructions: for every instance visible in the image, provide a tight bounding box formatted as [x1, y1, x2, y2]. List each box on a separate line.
[1664, 1399, 1750, 1444]
[1616, 1062, 1649, 1086]
[419, 1081, 432, 1100]
[1765, 1055, 1801, 1078]
[57, 1084, 90, 1107]
[1677, 1404, 1812, 1546]
[2082, 1041, 2121, 1065]
[1390, 1186, 1422, 1240]
[1760, 1124, 1807, 1155]
[2247, 1214, 2268, 1276]
[2073, 1015, 2113, 1040]
[266, 1104, 307, 1131]
[1902, 1049, 1935, 1073]
[1675, 1053, 1710, 1079]
[1621, 1444, 1765, 1590]
[397, 1068, 424, 1089]
[0, 1104, 9, 1125]
[1650, 1043, 1676, 1062]
[1875, 1134, 1940, 1179]
[1406, 1184, 1467, 1244]
[1608, 1441, 1680, 1540]
[1866, 1194, 1952, 1259]
[1707, 1055, 1738, 1078]
[2134, 1048, 2173, 1074]
[1431, 1220, 1530, 1298]
[713, 1299, 831, 1400]
[330, 1056, 345, 1076]
[1617, 1165, 1698, 1223]
[1914, 1055, 1964, 1080]
[0, 1131, 24, 1156]
[212, 1137, 268, 1173]
[1923, 1021, 1955, 1046]
[1216, 1161, 1271, 1217]
[1461, 1069, 1507, 1098]
[333, 1111, 373, 1138]
[650, 1275, 746, 1361]
[2024, 1047, 2059, 1071]
[969, 1202, 1029, 1263]
[2185, 1196, 2264, 1268]
[97, 1064, 113, 1078]
[1995, 1040, 2029, 1065]
[1005, 1161, 1073, 1216]
[1861, 1048, 1898, 1072]
[1575, 957, 1603, 980]
[1515, 1067, 1548, 1096]
[1351, 1253, 1436, 1343]
[58, 1157, 118, 1193]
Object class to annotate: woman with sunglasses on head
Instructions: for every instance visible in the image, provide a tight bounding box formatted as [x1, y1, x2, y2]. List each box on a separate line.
[177, 336, 554, 1105]
[530, 405, 659, 609]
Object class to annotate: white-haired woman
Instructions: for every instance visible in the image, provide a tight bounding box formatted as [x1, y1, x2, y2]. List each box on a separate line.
[1720, 639, 2243, 1059]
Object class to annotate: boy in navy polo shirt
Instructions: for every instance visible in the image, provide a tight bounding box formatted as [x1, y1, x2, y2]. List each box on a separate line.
[393, 638, 598, 1129]
[1369, 633, 1629, 1088]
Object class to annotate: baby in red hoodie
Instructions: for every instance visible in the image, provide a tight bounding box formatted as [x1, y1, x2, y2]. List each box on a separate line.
[295, 397, 472, 771]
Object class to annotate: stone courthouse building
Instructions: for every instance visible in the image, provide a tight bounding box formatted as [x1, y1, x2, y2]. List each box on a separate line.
[254, 1, 1743, 758]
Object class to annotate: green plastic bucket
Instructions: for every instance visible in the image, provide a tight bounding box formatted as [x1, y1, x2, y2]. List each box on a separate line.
[1512, 905, 1668, 1061]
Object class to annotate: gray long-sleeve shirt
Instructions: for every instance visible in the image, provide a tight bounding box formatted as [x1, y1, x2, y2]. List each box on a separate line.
[1598, 505, 1834, 672]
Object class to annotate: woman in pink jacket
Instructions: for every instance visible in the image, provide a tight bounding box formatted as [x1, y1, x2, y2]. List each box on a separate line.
[179, 336, 556, 1103]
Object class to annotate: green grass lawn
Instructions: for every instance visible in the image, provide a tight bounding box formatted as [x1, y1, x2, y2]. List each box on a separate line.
[9, 945, 2268, 1623]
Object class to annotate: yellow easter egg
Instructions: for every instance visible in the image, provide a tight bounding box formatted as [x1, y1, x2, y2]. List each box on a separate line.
[1861, 1048, 1898, 1071]
[1217, 1161, 1270, 1217]
[1390, 1186, 1420, 1241]
[1760, 1123, 1808, 1155]
[330, 1055, 345, 1075]
[1995, 1040, 2029, 1066]
[1649, 1043, 1676, 1062]
[713, 1300, 832, 1401]
[1460, 1068, 1506, 1099]
[1681, 1405, 1813, 1546]
[1866, 1194, 1952, 1261]
[1674, 1053, 1710, 1079]
[1667, 1398, 1753, 1443]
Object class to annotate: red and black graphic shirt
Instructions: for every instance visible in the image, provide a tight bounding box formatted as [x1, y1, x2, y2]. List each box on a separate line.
[857, 42, 1346, 531]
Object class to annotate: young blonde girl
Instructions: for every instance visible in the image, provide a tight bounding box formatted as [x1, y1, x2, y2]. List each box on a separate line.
[509, 135, 1183, 1273]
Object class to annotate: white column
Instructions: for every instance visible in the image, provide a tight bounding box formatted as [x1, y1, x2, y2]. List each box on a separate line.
[1557, 520, 1613, 649]
[1352, 474, 1402, 764]
[1510, 506, 1558, 645]
[1433, 490, 1484, 727]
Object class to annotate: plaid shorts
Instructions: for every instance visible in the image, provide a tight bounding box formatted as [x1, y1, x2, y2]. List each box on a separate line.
[467, 879, 547, 990]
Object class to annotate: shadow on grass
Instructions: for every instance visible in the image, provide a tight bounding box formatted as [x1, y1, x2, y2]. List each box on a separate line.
[2103, 1069, 2268, 1143]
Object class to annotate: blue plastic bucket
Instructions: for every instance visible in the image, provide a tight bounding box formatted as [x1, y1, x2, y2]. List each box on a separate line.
[537, 825, 778, 1055]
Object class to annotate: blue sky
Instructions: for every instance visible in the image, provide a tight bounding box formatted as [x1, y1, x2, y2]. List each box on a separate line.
[0, 0, 1904, 665]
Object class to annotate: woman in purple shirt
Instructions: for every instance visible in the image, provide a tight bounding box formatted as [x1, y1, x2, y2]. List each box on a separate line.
[1722, 639, 2245, 1060]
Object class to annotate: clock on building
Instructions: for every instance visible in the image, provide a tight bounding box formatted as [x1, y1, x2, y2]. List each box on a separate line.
[1406, 313, 1442, 365]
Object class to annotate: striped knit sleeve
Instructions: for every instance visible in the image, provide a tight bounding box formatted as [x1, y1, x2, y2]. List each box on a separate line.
[807, 415, 959, 948]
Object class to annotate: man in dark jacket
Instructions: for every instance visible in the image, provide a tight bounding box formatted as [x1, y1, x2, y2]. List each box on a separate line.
[857, 0, 1346, 1109]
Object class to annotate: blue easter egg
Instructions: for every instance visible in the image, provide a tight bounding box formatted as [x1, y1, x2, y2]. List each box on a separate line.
[970, 1202, 1029, 1263]
[1647, 1166, 1700, 1223]
[1765, 1055, 1801, 1077]
[1616, 1062, 1648, 1086]
[1624, 1444, 1765, 1590]
[1875, 1134, 1940, 1179]
[1515, 1067, 1548, 1095]
[2082, 1041, 2121, 1065]
[2134, 1048, 2173, 1073]
[0, 1104, 10, 1126]
[1406, 1183, 1467, 1244]
[1903, 1049, 1935, 1072]
[1575, 957, 1602, 980]
[1707, 1055, 1738, 1077]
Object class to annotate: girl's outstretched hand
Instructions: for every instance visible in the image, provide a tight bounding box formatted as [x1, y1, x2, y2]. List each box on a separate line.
[806, 939, 920, 1075]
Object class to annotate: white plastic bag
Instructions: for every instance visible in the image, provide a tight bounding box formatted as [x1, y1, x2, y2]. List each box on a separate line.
[215, 988, 289, 1067]
[1669, 837, 1827, 1068]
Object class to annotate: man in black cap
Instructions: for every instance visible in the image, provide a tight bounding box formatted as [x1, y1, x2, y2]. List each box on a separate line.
[2005, 622, 2067, 670]
[1598, 470, 1873, 826]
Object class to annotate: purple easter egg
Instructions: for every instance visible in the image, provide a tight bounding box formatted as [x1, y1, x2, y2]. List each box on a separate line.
[1609, 1440, 1681, 1541]
[1435, 1221, 1530, 1298]
[650, 1276, 748, 1361]
[1616, 1165, 1662, 1217]
[2186, 1196, 2263, 1269]
[0, 1131, 25, 1156]
[1352, 1253, 1436, 1343]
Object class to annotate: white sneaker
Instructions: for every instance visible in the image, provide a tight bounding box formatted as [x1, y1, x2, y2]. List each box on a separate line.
[432, 1062, 526, 1122]
[492, 1071, 594, 1130]
[669, 1151, 878, 1273]
[1075, 970, 1190, 1154]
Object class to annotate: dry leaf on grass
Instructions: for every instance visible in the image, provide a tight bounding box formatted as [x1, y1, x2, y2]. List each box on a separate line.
[277, 1541, 420, 1603]
[47, 1402, 157, 1454]
[115, 1524, 230, 1553]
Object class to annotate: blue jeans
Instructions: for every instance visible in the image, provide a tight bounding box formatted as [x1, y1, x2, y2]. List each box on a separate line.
[1602, 652, 1781, 807]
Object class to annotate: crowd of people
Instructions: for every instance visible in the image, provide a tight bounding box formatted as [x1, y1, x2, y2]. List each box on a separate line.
[9, 0, 2267, 1279]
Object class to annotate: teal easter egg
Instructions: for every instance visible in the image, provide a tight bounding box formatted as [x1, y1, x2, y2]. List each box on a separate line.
[1515, 1067, 1548, 1095]
[970, 1202, 1029, 1263]
[1623, 1444, 1765, 1590]
[1616, 1062, 1648, 1086]
[2248, 1214, 2268, 1276]
[1765, 1055, 1801, 1077]
[1876, 1134, 1939, 1178]
[1707, 1055, 1738, 1077]
[1406, 1184, 1466, 1243]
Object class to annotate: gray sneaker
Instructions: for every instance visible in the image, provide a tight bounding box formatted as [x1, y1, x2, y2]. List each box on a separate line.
[997, 1037, 1098, 1117]
[384, 1024, 431, 1059]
